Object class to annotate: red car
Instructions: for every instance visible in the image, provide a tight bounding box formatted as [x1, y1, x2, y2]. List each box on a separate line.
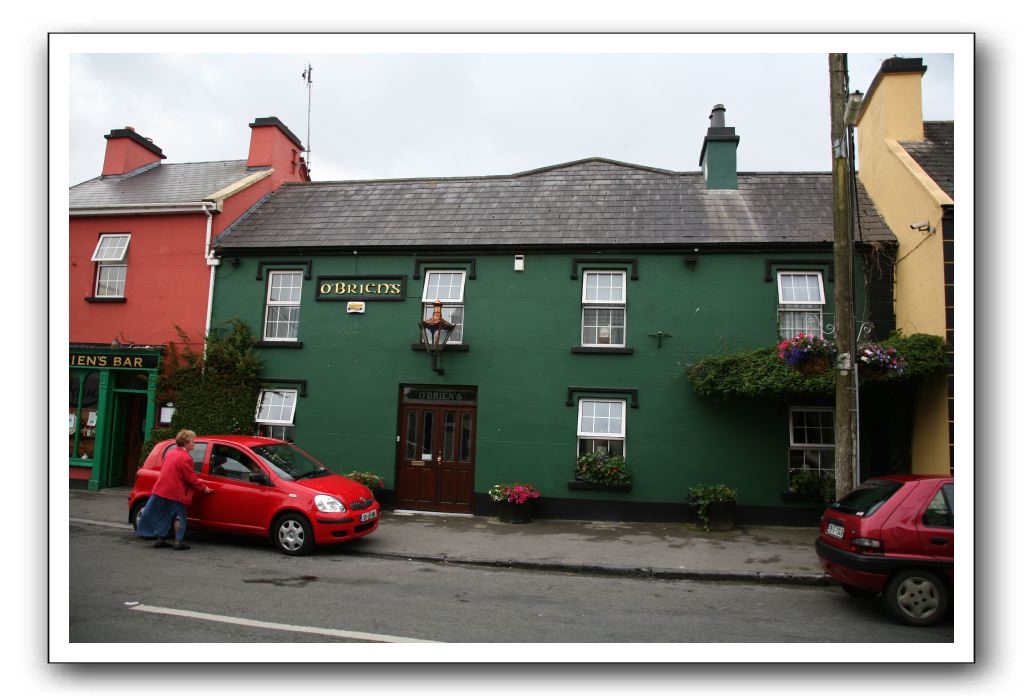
[129, 435, 380, 555]
[815, 474, 953, 626]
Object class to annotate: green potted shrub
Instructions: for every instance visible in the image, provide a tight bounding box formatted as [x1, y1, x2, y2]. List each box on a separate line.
[344, 470, 385, 497]
[488, 482, 540, 523]
[687, 483, 738, 531]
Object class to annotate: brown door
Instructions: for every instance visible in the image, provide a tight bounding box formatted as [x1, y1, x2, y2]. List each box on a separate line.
[396, 403, 475, 513]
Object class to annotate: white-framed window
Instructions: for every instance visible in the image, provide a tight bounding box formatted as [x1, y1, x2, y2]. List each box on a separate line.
[581, 271, 626, 346]
[263, 271, 303, 341]
[422, 270, 466, 344]
[577, 398, 626, 457]
[788, 407, 835, 484]
[777, 271, 825, 339]
[92, 234, 130, 297]
[255, 388, 297, 441]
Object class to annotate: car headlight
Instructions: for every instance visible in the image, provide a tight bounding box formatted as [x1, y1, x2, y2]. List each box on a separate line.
[314, 494, 347, 513]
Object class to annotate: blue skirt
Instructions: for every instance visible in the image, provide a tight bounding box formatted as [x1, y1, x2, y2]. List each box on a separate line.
[135, 495, 187, 540]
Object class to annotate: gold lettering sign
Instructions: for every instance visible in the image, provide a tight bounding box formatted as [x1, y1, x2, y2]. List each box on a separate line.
[69, 352, 158, 369]
[315, 276, 407, 301]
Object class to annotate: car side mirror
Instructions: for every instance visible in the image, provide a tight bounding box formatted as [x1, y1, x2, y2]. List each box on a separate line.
[249, 472, 270, 486]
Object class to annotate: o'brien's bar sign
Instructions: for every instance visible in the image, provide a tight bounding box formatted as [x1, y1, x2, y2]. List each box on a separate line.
[315, 276, 407, 301]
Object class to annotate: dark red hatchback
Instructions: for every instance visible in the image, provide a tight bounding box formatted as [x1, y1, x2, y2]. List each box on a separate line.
[129, 435, 380, 555]
[816, 474, 954, 626]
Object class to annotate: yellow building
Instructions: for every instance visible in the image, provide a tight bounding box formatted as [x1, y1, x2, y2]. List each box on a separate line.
[854, 57, 954, 475]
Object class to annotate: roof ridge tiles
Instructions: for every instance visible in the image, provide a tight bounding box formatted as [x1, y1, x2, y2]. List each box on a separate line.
[281, 158, 699, 188]
[160, 159, 248, 166]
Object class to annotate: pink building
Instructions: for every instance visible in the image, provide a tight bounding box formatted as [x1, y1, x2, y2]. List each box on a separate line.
[69, 118, 308, 489]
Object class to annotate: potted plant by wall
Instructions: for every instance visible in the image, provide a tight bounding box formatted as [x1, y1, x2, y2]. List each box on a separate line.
[687, 483, 738, 531]
[571, 451, 633, 491]
[344, 471, 385, 498]
[777, 333, 837, 376]
[488, 482, 541, 523]
[856, 342, 906, 380]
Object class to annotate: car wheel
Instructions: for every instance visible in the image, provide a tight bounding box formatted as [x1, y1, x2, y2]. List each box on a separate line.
[883, 569, 949, 626]
[130, 500, 147, 533]
[840, 582, 876, 598]
[272, 513, 314, 556]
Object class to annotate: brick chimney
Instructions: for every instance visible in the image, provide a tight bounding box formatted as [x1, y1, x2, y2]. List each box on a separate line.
[247, 117, 309, 182]
[102, 126, 165, 177]
[698, 104, 740, 190]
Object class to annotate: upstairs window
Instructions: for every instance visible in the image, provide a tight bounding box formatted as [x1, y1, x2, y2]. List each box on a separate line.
[777, 271, 825, 339]
[255, 388, 297, 441]
[422, 270, 466, 344]
[263, 271, 302, 341]
[581, 271, 626, 347]
[91, 233, 130, 297]
[577, 398, 626, 457]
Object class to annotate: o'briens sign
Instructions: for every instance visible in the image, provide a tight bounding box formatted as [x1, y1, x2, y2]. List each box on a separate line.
[315, 276, 407, 302]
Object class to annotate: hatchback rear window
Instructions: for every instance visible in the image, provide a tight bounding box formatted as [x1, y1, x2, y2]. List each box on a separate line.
[830, 479, 903, 517]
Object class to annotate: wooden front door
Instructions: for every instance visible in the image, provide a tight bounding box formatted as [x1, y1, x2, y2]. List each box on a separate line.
[396, 401, 476, 513]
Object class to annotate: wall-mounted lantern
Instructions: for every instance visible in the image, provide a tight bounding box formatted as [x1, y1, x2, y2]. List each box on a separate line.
[419, 299, 455, 374]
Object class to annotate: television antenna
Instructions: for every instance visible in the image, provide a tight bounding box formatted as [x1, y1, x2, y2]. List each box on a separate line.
[301, 63, 313, 175]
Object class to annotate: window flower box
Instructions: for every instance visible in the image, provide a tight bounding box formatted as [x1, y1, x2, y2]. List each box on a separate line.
[566, 480, 632, 492]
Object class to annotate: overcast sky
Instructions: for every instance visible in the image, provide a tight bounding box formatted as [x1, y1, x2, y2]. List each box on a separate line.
[65, 38, 958, 187]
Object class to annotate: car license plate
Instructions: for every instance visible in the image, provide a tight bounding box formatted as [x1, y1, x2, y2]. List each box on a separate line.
[826, 521, 844, 539]
[360, 509, 378, 523]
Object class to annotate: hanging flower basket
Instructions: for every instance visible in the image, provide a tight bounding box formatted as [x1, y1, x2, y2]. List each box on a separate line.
[856, 342, 906, 380]
[795, 355, 830, 376]
[857, 364, 887, 380]
[777, 334, 836, 375]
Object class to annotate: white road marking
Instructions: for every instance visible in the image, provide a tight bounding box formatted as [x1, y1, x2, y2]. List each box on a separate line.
[70, 518, 131, 530]
[129, 604, 440, 643]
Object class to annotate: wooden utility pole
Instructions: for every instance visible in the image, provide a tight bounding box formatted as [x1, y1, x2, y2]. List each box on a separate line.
[829, 53, 856, 498]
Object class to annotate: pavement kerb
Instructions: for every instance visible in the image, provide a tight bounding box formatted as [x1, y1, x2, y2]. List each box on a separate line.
[345, 549, 834, 587]
[71, 489, 833, 588]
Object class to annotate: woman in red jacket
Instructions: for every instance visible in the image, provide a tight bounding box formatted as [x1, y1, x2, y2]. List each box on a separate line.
[135, 429, 214, 550]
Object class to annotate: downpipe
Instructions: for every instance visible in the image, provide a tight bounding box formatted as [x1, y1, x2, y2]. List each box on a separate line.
[202, 205, 219, 354]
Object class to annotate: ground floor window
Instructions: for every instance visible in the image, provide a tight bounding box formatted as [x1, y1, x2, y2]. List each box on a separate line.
[256, 388, 297, 441]
[577, 398, 626, 457]
[788, 407, 835, 488]
[69, 371, 100, 460]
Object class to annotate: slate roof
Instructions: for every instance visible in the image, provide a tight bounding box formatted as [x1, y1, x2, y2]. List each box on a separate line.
[69, 160, 257, 209]
[900, 122, 954, 200]
[215, 158, 894, 251]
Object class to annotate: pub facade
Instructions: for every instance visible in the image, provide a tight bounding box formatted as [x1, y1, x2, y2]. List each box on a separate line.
[208, 107, 899, 523]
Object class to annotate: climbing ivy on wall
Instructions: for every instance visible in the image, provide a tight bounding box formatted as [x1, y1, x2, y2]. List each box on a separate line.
[685, 332, 949, 401]
[139, 319, 262, 464]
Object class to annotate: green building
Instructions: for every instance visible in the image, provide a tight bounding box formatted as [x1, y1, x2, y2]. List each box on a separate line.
[210, 108, 896, 524]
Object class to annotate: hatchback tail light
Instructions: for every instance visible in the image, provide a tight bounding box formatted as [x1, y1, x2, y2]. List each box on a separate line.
[851, 537, 884, 554]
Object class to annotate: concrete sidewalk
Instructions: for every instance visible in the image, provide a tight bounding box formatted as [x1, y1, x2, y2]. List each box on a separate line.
[69, 488, 830, 586]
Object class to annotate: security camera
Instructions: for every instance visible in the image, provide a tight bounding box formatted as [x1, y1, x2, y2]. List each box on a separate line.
[910, 221, 931, 231]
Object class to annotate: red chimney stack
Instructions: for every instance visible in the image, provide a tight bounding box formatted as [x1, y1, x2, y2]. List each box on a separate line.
[101, 126, 165, 177]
